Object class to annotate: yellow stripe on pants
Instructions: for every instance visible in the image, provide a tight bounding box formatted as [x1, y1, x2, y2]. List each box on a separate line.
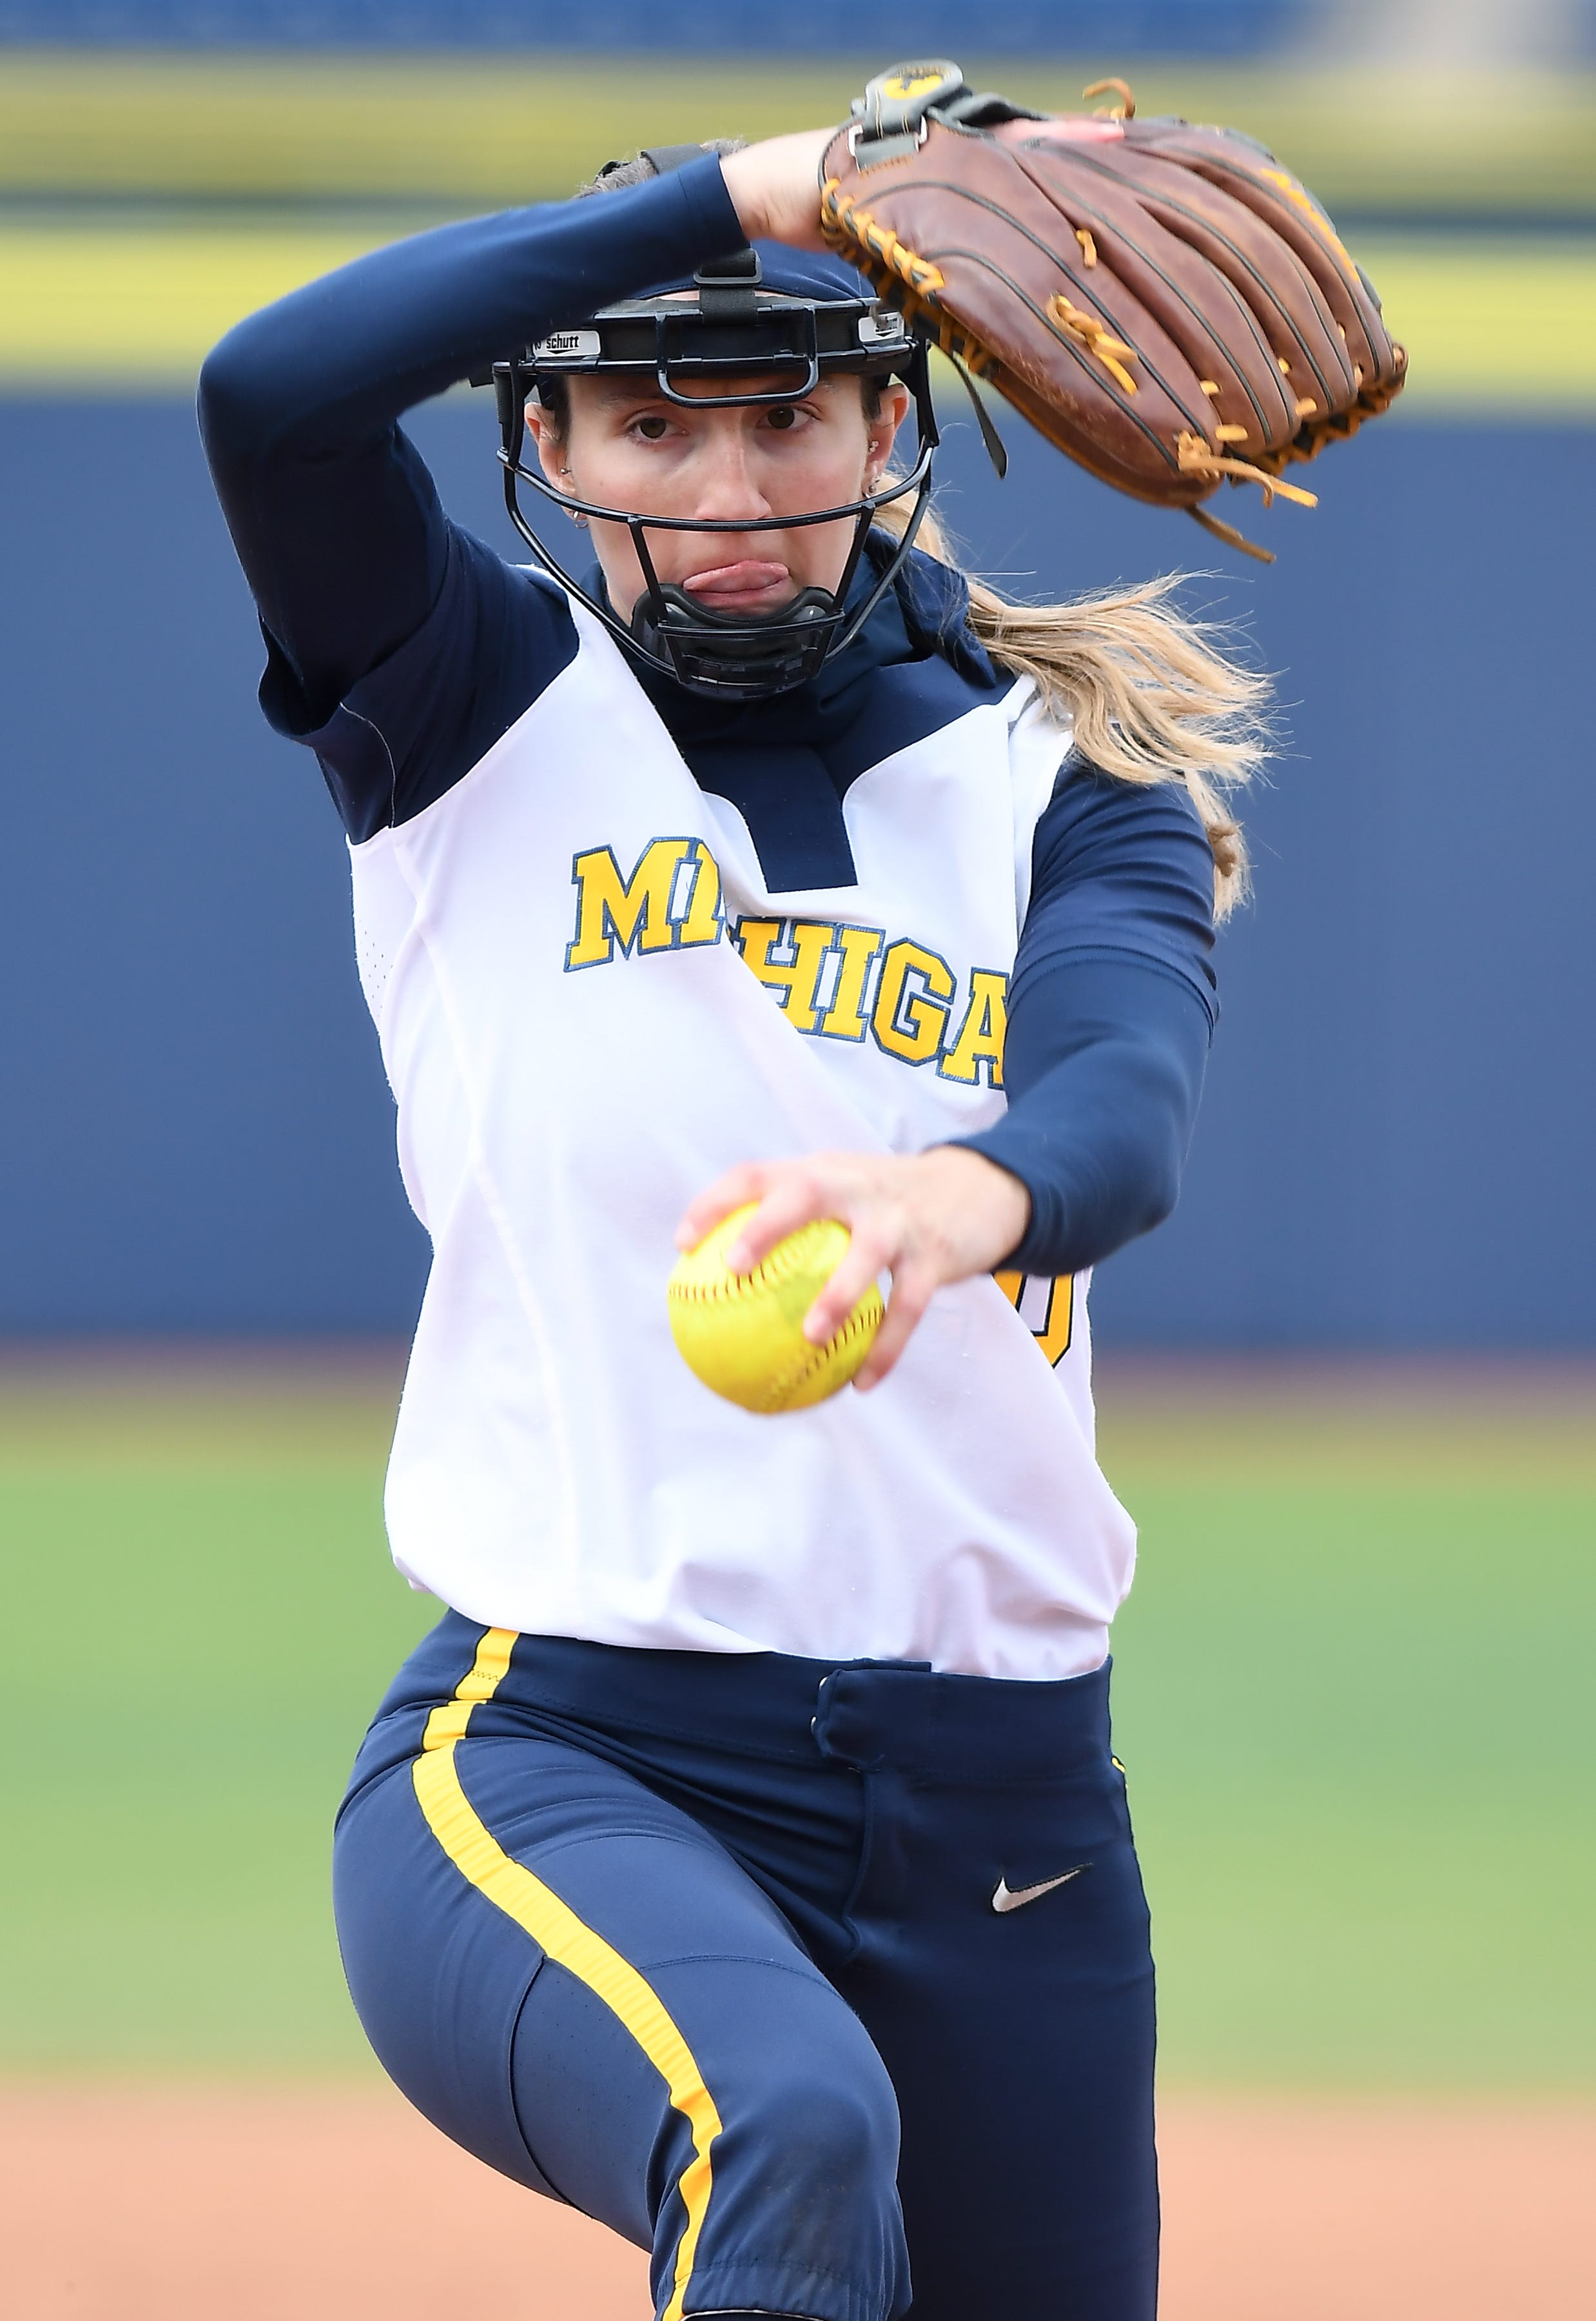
[411, 1627, 724, 2321]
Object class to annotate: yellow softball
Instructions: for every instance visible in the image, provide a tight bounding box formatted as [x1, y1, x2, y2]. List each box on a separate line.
[667, 1202, 884, 1415]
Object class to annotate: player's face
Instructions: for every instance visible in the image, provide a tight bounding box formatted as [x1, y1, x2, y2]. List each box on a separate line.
[527, 373, 912, 621]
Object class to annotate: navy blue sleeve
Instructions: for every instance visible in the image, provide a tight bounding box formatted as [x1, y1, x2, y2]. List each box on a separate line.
[259, 528, 576, 843]
[956, 760, 1219, 1277]
[197, 157, 748, 833]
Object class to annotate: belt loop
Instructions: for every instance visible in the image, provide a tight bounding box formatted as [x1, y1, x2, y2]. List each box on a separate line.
[812, 1663, 935, 1770]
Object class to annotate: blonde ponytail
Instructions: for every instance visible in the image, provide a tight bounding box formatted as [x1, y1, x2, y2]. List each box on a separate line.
[875, 494, 1270, 919]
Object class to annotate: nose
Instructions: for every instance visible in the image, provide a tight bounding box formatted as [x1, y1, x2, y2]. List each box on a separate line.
[688, 418, 774, 525]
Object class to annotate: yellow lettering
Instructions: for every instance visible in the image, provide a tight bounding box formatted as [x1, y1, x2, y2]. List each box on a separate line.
[819, 923, 884, 1041]
[735, 918, 837, 1034]
[677, 842, 723, 948]
[565, 838, 692, 970]
[940, 968, 1009, 1086]
[871, 939, 955, 1064]
[994, 1271, 1075, 1367]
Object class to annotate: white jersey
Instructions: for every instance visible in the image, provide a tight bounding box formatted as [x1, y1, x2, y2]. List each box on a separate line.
[349, 596, 1136, 1680]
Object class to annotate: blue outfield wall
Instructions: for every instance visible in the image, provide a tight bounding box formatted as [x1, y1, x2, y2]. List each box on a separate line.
[0, 5, 1315, 56]
[1, 393, 1593, 1347]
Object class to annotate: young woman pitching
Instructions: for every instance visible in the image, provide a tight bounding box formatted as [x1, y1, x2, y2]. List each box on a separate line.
[202, 112, 1265, 2321]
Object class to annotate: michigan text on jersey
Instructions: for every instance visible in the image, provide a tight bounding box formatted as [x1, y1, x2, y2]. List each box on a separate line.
[565, 837, 1008, 1090]
[564, 836, 1071, 1367]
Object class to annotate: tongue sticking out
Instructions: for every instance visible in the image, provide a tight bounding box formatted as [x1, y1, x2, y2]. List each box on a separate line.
[680, 560, 793, 612]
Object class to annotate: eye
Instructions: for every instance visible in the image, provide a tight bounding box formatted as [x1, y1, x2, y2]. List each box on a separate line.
[764, 406, 797, 431]
[633, 413, 671, 441]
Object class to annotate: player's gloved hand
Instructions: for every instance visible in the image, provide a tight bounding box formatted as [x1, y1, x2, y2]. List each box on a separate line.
[676, 1148, 1031, 1391]
[719, 128, 838, 253]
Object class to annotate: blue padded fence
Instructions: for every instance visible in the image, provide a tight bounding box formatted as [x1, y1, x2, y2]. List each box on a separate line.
[1, 392, 1591, 1346]
[0, 3, 1315, 56]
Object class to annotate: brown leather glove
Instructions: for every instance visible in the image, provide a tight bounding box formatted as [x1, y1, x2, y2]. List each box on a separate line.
[819, 62, 1406, 558]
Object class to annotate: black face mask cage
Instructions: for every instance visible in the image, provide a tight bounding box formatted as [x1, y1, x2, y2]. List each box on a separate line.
[648, 302, 823, 407]
[488, 314, 942, 701]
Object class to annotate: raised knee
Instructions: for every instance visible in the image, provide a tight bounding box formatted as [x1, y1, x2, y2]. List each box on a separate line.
[665, 2012, 910, 2320]
[759, 2056, 900, 2198]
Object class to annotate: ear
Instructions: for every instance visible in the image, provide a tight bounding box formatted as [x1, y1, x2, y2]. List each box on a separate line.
[864, 380, 913, 488]
[523, 398, 569, 493]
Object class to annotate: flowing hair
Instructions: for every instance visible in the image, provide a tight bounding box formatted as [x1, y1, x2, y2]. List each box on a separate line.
[873, 491, 1270, 918]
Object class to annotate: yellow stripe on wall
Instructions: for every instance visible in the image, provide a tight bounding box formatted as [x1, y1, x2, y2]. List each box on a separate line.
[0, 222, 1592, 411]
[0, 222, 402, 389]
[1355, 237, 1596, 411]
[413, 1628, 723, 2321]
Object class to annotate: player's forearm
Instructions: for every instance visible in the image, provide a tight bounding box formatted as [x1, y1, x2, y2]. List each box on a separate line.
[200, 160, 744, 456]
[197, 157, 748, 716]
[955, 954, 1211, 1277]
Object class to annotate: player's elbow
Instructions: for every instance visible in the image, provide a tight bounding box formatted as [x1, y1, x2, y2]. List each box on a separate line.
[1048, 1135, 1182, 1277]
[1118, 1033, 1198, 1237]
[1130, 1124, 1185, 1238]
[197, 318, 273, 460]
[1052, 1046, 1196, 1271]
[197, 297, 318, 475]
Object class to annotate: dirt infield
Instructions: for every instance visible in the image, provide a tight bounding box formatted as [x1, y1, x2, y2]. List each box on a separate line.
[6, 2082, 1591, 2319]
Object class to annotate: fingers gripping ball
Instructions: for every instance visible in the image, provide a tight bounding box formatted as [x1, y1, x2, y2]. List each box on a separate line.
[668, 1204, 884, 1415]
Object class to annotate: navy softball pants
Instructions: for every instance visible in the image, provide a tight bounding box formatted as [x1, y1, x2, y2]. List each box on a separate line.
[333, 1615, 1158, 2321]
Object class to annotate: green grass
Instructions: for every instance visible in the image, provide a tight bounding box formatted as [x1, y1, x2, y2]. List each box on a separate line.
[1101, 1378, 1596, 2088]
[1, 1361, 1591, 2086]
[1112, 1485, 1595, 2086]
[0, 1370, 434, 2072]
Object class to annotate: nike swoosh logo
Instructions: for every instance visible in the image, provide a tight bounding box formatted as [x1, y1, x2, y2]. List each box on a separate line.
[991, 1865, 1090, 1914]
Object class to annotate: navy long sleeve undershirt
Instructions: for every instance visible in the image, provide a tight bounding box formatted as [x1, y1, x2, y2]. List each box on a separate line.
[199, 156, 1220, 1280]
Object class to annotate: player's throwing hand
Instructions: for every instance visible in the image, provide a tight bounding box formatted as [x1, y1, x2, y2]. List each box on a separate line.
[677, 1145, 1030, 1389]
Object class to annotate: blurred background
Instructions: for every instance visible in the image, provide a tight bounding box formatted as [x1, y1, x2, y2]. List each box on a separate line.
[1, 8, 1592, 2319]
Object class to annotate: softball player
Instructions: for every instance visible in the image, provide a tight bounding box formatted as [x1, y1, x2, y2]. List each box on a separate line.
[202, 118, 1261, 2321]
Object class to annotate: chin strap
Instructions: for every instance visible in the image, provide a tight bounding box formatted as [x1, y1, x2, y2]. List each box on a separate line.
[628, 581, 844, 700]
